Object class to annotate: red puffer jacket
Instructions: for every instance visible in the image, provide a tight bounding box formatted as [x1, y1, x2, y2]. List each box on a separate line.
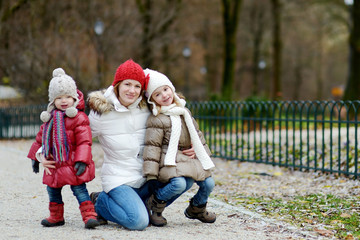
[27, 90, 95, 188]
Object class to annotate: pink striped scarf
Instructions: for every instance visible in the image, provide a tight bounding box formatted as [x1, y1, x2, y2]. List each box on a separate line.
[42, 109, 70, 163]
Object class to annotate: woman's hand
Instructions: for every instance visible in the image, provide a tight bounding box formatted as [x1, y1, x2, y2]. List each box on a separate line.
[40, 154, 56, 175]
[182, 146, 196, 159]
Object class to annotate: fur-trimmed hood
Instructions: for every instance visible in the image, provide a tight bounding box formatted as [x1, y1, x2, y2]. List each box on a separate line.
[88, 86, 146, 115]
[87, 89, 114, 115]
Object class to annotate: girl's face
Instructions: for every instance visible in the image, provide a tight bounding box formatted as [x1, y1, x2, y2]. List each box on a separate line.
[151, 85, 174, 107]
[117, 79, 142, 107]
[54, 95, 75, 111]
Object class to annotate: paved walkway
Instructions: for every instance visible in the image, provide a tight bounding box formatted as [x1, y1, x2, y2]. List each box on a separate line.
[0, 140, 322, 240]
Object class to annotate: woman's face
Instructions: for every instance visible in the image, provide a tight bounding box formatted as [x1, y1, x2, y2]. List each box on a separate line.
[117, 79, 142, 107]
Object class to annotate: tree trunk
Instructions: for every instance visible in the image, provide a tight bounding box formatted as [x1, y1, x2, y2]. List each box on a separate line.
[271, 0, 282, 100]
[136, 0, 181, 69]
[250, 3, 265, 97]
[343, 0, 360, 100]
[221, 0, 242, 101]
[136, 0, 153, 68]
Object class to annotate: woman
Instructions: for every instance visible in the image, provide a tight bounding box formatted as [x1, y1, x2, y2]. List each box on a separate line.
[87, 59, 194, 230]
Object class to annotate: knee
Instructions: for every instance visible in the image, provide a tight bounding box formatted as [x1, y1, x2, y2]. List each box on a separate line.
[170, 177, 187, 194]
[205, 177, 215, 191]
[127, 213, 149, 230]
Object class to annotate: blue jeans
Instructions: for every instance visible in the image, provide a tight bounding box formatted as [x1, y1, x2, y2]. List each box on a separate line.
[47, 183, 91, 205]
[94, 182, 153, 231]
[192, 177, 215, 206]
[155, 177, 194, 205]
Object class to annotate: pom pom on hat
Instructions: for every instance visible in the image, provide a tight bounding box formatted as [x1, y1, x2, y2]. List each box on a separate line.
[65, 106, 78, 118]
[40, 111, 52, 122]
[112, 59, 148, 89]
[40, 68, 79, 122]
[143, 68, 184, 116]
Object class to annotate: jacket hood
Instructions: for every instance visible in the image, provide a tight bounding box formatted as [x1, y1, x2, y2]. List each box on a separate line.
[76, 89, 85, 111]
[87, 89, 114, 115]
[87, 86, 145, 115]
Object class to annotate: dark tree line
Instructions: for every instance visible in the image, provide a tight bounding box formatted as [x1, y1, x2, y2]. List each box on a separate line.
[0, 0, 359, 104]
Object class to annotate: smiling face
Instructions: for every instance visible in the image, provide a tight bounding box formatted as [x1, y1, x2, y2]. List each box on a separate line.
[151, 85, 174, 107]
[116, 79, 142, 107]
[54, 95, 75, 111]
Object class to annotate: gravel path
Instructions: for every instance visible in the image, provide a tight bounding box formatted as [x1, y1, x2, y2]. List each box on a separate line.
[0, 140, 332, 240]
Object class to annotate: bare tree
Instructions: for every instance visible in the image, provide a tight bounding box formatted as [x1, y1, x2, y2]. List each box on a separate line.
[220, 0, 242, 101]
[343, 0, 360, 100]
[270, 0, 282, 100]
[135, 0, 182, 69]
[249, 1, 266, 96]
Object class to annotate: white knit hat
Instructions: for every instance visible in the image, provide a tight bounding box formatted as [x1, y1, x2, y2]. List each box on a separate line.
[40, 68, 79, 122]
[144, 68, 184, 115]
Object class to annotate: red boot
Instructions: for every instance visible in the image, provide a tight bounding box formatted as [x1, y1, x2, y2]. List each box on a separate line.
[79, 201, 100, 229]
[41, 202, 65, 227]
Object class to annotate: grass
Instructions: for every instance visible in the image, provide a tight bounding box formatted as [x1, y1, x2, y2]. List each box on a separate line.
[216, 194, 360, 239]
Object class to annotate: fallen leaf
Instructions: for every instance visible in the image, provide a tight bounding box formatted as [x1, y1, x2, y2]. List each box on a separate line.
[304, 219, 313, 224]
[340, 213, 351, 218]
[314, 228, 334, 237]
[345, 234, 354, 240]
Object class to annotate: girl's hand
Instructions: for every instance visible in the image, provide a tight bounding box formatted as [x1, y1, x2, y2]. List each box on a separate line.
[41, 156, 56, 175]
[182, 146, 196, 159]
[44, 167, 52, 176]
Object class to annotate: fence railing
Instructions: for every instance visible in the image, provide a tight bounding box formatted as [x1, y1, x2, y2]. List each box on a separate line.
[187, 100, 360, 179]
[0, 104, 46, 139]
[1, 101, 359, 178]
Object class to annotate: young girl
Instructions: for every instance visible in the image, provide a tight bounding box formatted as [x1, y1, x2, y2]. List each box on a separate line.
[27, 68, 99, 229]
[143, 68, 216, 226]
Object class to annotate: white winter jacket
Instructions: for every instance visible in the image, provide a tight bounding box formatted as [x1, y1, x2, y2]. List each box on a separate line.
[88, 86, 150, 193]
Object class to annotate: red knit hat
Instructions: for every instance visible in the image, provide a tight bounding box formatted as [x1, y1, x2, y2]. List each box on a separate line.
[112, 59, 148, 89]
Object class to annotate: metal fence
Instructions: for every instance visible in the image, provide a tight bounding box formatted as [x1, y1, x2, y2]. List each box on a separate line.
[1, 101, 359, 178]
[187, 100, 360, 178]
[0, 104, 46, 139]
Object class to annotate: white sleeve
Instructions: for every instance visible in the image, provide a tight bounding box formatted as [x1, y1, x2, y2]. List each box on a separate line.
[35, 147, 43, 162]
[89, 110, 100, 138]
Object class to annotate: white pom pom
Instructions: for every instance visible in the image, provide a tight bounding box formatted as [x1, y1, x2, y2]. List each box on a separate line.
[53, 68, 66, 77]
[65, 107, 78, 118]
[40, 111, 51, 122]
[152, 103, 158, 116]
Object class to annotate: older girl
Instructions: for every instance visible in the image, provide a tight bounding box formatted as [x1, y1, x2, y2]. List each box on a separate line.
[143, 69, 216, 227]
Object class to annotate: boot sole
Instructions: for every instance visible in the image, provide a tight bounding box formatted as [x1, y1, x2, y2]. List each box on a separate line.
[85, 219, 100, 229]
[41, 219, 65, 227]
[184, 210, 216, 223]
[150, 221, 167, 227]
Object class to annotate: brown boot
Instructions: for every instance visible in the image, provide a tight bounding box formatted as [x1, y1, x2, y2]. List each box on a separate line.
[79, 200, 100, 229]
[90, 192, 108, 225]
[41, 202, 65, 227]
[184, 198, 216, 223]
[146, 194, 167, 227]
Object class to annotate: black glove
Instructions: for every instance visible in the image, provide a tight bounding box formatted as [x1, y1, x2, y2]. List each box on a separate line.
[74, 162, 86, 176]
[32, 159, 39, 174]
[146, 178, 158, 193]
